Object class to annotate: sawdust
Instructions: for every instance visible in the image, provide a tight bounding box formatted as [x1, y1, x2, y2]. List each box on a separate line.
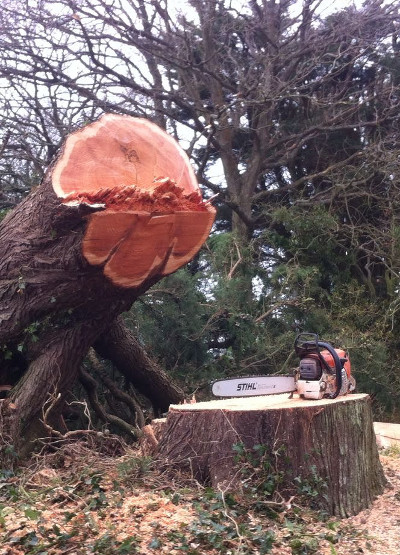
[270, 452, 400, 555]
[331, 453, 400, 555]
[1, 442, 399, 554]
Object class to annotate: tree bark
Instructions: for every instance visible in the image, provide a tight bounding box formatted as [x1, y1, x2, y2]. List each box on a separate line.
[0, 115, 213, 457]
[0, 181, 147, 451]
[94, 316, 184, 413]
[156, 393, 386, 517]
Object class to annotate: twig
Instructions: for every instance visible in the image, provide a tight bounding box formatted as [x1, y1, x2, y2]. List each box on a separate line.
[88, 348, 145, 428]
[40, 393, 101, 440]
[227, 241, 242, 280]
[204, 192, 220, 205]
[218, 485, 244, 554]
[255, 299, 302, 323]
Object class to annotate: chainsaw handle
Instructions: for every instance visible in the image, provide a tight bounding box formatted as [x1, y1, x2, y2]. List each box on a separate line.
[294, 332, 319, 353]
[316, 341, 342, 398]
[294, 333, 342, 399]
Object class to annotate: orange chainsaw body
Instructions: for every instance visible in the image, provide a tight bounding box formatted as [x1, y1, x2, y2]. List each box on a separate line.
[320, 349, 352, 379]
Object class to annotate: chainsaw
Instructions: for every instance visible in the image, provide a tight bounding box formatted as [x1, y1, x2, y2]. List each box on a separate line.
[212, 333, 356, 400]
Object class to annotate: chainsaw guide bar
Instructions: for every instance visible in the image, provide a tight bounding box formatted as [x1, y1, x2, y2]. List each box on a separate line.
[211, 375, 296, 397]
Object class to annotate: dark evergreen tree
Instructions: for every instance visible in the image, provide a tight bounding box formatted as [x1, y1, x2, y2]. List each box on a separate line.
[0, 0, 400, 431]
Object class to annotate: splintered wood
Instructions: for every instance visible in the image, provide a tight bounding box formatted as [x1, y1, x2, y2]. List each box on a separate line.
[51, 114, 215, 288]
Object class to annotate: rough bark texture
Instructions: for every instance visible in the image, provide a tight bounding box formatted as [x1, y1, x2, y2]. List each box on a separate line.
[0, 115, 215, 456]
[95, 316, 183, 413]
[156, 393, 386, 517]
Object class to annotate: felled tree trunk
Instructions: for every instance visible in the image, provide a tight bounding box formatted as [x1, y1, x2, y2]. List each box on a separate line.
[0, 114, 215, 456]
[156, 393, 386, 517]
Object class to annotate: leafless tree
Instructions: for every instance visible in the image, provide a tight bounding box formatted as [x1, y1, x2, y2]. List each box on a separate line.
[0, 0, 398, 232]
[1, 0, 400, 452]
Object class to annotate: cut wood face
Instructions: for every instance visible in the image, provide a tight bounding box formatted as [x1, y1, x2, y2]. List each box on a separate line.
[52, 114, 199, 197]
[169, 393, 368, 411]
[52, 114, 216, 288]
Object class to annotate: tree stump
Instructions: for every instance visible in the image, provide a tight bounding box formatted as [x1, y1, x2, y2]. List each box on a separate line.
[156, 393, 386, 517]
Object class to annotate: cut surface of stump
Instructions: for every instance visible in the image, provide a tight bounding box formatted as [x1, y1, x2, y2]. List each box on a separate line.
[156, 393, 385, 517]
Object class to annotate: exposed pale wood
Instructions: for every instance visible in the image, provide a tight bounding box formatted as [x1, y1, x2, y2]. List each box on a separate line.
[141, 418, 167, 456]
[0, 114, 214, 454]
[82, 211, 138, 266]
[374, 422, 400, 449]
[168, 393, 368, 411]
[52, 114, 199, 197]
[51, 114, 216, 289]
[156, 393, 386, 517]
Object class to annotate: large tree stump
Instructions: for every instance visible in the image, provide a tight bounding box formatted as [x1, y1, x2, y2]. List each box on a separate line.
[156, 393, 386, 517]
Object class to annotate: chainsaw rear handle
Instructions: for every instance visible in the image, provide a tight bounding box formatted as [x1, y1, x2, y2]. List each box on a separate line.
[294, 333, 342, 399]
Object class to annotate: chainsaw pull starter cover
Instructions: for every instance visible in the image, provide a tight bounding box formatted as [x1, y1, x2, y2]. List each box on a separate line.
[299, 355, 322, 380]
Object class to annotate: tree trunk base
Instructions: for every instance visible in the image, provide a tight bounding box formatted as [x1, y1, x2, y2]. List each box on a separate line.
[156, 393, 386, 517]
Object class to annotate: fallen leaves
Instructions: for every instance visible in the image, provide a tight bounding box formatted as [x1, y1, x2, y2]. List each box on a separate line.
[0, 440, 399, 554]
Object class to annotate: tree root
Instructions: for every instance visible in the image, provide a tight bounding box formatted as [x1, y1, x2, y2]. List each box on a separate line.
[88, 348, 146, 428]
[79, 367, 142, 440]
[94, 316, 185, 413]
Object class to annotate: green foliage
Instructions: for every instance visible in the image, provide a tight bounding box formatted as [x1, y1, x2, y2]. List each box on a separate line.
[0, 441, 390, 554]
[288, 535, 320, 554]
[4, 523, 77, 553]
[232, 442, 329, 517]
[382, 443, 400, 458]
[117, 455, 153, 486]
[1, 0, 400, 425]
[131, 268, 211, 385]
[233, 442, 286, 503]
[188, 488, 276, 554]
[0, 209, 9, 222]
[269, 206, 338, 257]
[90, 533, 139, 554]
[295, 465, 328, 503]
[57, 471, 110, 511]
[129, 196, 400, 419]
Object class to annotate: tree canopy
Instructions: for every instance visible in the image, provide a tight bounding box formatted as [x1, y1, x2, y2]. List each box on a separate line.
[1, 0, 400, 424]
